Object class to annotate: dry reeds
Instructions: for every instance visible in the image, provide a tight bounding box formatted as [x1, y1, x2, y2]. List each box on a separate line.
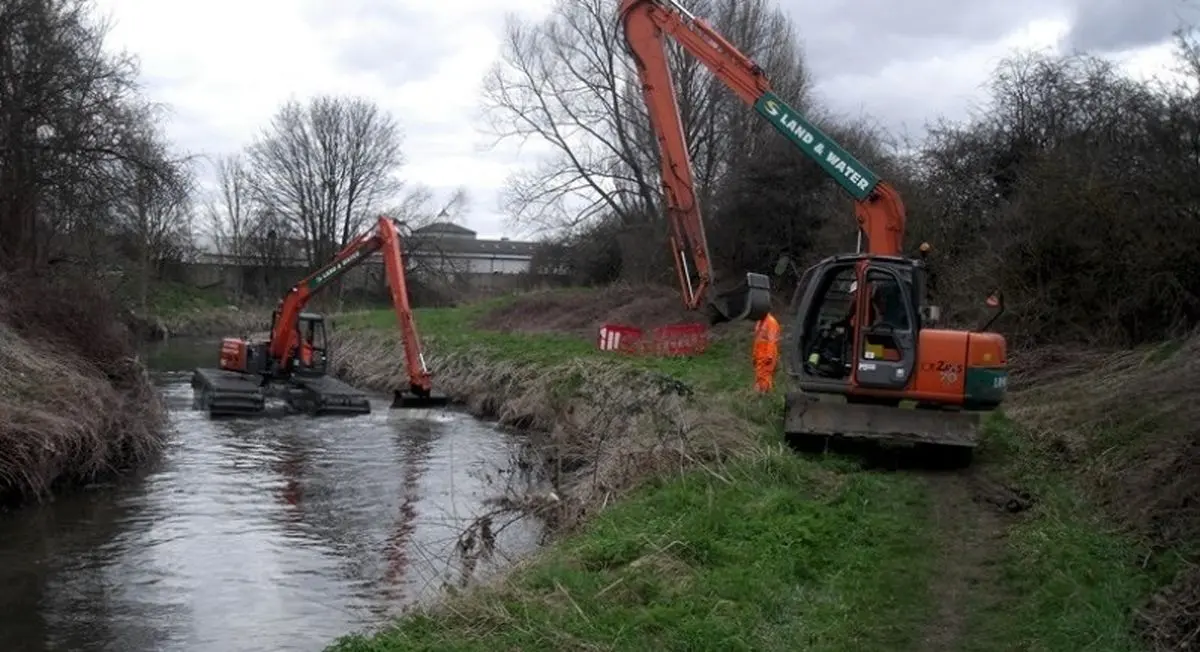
[331, 328, 755, 535]
[154, 305, 273, 339]
[0, 271, 166, 504]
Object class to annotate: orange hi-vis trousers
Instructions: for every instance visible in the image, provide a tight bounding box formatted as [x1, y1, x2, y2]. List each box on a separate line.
[753, 313, 780, 392]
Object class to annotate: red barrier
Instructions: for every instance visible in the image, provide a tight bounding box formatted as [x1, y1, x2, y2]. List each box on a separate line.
[597, 322, 709, 357]
[597, 324, 643, 352]
[651, 323, 709, 356]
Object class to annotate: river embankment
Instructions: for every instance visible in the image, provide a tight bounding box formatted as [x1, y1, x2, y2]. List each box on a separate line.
[129, 304, 273, 341]
[0, 272, 164, 506]
[324, 288, 1198, 652]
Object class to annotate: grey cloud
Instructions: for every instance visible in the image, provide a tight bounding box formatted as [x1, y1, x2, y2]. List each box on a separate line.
[759, 0, 1192, 139]
[138, 76, 247, 156]
[775, 0, 1055, 80]
[1063, 0, 1196, 53]
[299, 0, 455, 84]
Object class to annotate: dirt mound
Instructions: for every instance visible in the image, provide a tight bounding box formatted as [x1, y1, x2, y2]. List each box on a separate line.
[1008, 335, 1200, 650]
[0, 271, 164, 504]
[478, 284, 703, 337]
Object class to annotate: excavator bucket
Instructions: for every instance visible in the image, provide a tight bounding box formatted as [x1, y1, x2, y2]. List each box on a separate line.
[707, 272, 772, 324]
[392, 389, 450, 409]
[784, 391, 980, 454]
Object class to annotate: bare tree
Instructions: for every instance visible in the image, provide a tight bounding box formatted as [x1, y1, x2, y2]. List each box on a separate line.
[205, 153, 255, 298]
[110, 128, 195, 310]
[386, 185, 468, 225]
[484, 0, 652, 231]
[239, 206, 295, 298]
[482, 0, 809, 235]
[246, 95, 405, 268]
[0, 0, 177, 271]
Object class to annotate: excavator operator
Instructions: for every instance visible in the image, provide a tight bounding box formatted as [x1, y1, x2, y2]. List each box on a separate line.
[299, 337, 314, 368]
[297, 322, 317, 369]
[806, 281, 879, 379]
[839, 279, 905, 331]
[752, 311, 781, 392]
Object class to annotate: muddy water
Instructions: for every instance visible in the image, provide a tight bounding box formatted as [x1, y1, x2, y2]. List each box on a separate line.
[0, 338, 541, 652]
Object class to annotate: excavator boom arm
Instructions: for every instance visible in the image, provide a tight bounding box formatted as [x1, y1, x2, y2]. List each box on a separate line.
[268, 216, 433, 393]
[376, 217, 433, 394]
[620, 0, 713, 311]
[619, 0, 906, 258]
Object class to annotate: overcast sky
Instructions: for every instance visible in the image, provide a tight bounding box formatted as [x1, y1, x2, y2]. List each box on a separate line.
[93, 0, 1192, 240]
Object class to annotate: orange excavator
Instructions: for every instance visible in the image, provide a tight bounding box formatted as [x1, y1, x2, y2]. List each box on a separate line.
[192, 215, 449, 417]
[620, 0, 1007, 459]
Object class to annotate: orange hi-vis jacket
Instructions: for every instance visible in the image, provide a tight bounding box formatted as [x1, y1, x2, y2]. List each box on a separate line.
[753, 313, 780, 391]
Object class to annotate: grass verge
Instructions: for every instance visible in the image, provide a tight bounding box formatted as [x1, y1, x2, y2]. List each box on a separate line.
[130, 280, 272, 339]
[962, 416, 1175, 652]
[329, 289, 1198, 651]
[333, 458, 932, 652]
[960, 339, 1200, 652]
[327, 298, 940, 651]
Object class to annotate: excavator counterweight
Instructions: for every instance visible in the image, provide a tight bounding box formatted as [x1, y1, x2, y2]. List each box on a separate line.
[192, 215, 449, 418]
[620, 0, 1008, 463]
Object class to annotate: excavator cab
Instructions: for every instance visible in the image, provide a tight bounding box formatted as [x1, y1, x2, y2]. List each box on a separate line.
[293, 312, 329, 376]
[786, 254, 928, 396]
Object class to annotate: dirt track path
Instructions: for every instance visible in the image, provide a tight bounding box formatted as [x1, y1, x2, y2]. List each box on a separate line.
[917, 470, 1016, 651]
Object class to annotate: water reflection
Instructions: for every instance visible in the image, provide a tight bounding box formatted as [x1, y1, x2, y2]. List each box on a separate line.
[0, 341, 542, 652]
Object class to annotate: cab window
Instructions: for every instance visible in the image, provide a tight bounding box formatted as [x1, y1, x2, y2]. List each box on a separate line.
[859, 269, 911, 363]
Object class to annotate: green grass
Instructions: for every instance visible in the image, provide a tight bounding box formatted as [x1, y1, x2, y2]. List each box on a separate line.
[330, 296, 1175, 652]
[331, 455, 936, 652]
[962, 416, 1177, 652]
[142, 281, 229, 317]
[336, 302, 755, 394]
[328, 302, 940, 651]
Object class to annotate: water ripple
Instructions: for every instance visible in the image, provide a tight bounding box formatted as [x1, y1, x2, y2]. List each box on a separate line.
[0, 350, 543, 652]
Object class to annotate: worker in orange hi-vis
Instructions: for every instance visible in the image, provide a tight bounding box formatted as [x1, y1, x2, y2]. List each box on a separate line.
[752, 312, 781, 392]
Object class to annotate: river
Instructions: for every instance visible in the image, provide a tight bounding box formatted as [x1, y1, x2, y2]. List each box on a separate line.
[0, 338, 542, 652]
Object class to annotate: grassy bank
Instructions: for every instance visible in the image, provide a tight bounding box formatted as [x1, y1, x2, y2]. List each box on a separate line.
[131, 281, 272, 340]
[0, 272, 165, 505]
[326, 289, 1192, 651]
[971, 342, 1200, 651]
[328, 295, 939, 651]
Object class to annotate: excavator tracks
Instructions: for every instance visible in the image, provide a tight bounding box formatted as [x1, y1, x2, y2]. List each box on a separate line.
[285, 375, 371, 416]
[192, 368, 265, 416]
[192, 368, 371, 417]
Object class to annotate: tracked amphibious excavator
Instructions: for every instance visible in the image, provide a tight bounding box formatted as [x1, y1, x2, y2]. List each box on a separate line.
[619, 0, 1008, 458]
[192, 215, 449, 417]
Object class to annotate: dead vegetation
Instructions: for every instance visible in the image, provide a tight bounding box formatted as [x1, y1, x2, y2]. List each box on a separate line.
[1007, 334, 1200, 650]
[331, 327, 757, 535]
[0, 272, 165, 504]
[477, 283, 703, 337]
[152, 305, 273, 339]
